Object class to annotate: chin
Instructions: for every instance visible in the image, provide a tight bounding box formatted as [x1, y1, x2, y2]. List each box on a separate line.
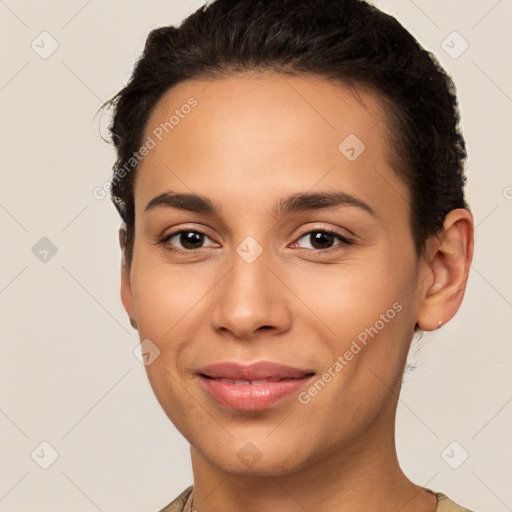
[194, 437, 318, 478]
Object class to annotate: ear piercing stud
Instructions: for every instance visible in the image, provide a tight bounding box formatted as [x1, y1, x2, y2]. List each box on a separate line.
[130, 318, 138, 329]
[437, 320, 443, 329]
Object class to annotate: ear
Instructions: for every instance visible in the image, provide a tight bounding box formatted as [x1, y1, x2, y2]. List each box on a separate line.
[119, 225, 137, 330]
[417, 208, 474, 331]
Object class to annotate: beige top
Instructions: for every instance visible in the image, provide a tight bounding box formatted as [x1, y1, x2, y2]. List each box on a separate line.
[157, 485, 476, 512]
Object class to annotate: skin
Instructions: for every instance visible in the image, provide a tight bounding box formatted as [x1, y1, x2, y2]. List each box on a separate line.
[119, 73, 474, 512]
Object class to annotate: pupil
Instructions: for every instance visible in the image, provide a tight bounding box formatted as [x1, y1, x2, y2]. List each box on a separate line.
[181, 231, 204, 249]
[177, 231, 335, 251]
[311, 232, 334, 249]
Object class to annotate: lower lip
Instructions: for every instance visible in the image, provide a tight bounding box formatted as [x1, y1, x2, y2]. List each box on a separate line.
[198, 375, 314, 411]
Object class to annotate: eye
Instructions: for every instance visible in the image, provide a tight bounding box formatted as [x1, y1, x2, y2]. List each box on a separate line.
[292, 229, 354, 251]
[159, 227, 354, 256]
[161, 229, 218, 254]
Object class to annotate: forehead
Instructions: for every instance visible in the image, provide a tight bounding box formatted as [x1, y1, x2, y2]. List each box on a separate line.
[134, 72, 408, 223]
[143, 72, 390, 155]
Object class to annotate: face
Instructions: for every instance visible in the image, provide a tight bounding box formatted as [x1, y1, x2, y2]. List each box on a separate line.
[122, 73, 429, 476]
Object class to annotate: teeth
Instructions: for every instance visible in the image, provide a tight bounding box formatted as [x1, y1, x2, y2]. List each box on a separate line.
[219, 378, 271, 385]
[220, 378, 250, 385]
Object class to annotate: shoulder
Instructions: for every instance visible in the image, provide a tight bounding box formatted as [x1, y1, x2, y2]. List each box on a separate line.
[156, 485, 193, 512]
[435, 492, 476, 512]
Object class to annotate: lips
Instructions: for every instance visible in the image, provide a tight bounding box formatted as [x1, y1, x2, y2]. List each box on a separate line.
[197, 361, 315, 411]
[199, 361, 313, 381]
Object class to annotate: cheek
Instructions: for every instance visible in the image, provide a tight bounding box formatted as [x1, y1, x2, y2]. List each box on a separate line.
[130, 254, 211, 336]
[303, 248, 418, 391]
[293, 260, 415, 429]
[129, 260, 199, 428]
[129, 253, 218, 397]
[294, 252, 414, 338]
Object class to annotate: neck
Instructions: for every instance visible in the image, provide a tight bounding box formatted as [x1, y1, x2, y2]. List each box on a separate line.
[187, 399, 437, 512]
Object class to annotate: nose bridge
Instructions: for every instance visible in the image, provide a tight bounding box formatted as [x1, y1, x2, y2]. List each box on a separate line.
[210, 241, 290, 338]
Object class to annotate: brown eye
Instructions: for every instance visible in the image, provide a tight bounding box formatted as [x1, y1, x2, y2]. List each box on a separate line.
[295, 230, 353, 251]
[308, 232, 336, 250]
[163, 230, 218, 253]
[177, 231, 205, 249]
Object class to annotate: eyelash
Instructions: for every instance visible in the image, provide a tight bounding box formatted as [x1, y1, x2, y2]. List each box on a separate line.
[159, 227, 354, 256]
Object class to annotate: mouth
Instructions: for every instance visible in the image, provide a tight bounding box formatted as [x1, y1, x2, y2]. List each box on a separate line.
[196, 361, 315, 411]
[204, 377, 300, 385]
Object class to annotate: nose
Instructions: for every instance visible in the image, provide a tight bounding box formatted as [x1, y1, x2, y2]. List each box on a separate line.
[210, 248, 292, 341]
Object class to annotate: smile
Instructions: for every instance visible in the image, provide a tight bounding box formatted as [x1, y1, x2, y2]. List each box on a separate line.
[196, 361, 315, 411]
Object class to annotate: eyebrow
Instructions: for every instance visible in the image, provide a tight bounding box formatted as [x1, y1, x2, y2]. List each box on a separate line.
[144, 190, 376, 218]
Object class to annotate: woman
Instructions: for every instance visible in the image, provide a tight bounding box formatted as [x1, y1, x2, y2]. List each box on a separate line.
[102, 0, 476, 510]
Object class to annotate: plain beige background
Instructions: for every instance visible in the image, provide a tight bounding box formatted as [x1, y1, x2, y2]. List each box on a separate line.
[0, 0, 511, 510]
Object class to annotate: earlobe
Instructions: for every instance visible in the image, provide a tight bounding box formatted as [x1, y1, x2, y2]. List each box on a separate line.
[119, 225, 137, 330]
[417, 209, 474, 331]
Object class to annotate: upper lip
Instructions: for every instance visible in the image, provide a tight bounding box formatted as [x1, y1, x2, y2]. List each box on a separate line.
[197, 361, 315, 381]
